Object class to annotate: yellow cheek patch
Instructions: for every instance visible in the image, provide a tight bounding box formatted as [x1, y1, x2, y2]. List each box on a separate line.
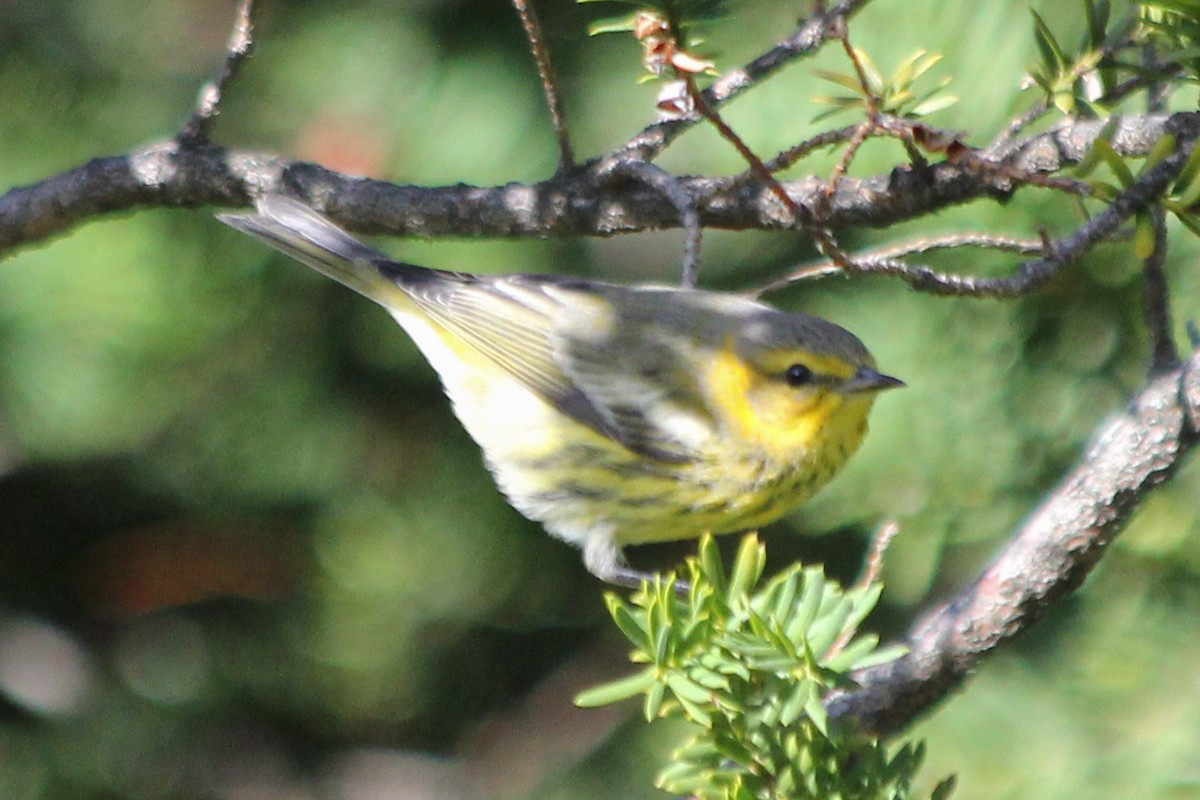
[706, 346, 758, 435]
[706, 346, 843, 457]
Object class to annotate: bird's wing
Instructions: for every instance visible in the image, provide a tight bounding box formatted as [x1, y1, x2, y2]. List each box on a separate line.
[552, 288, 714, 464]
[398, 275, 708, 463]
[398, 272, 580, 402]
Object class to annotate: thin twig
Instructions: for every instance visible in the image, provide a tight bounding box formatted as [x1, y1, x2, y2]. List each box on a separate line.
[512, 0, 574, 172]
[856, 520, 900, 593]
[1144, 40, 1170, 115]
[1141, 36, 1173, 371]
[599, 160, 701, 286]
[1142, 44, 1171, 371]
[754, 125, 861, 178]
[817, 34, 876, 219]
[726, 115, 963, 193]
[680, 73, 864, 282]
[987, 97, 1051, 155]
[1142, 206, 1178, 372]
[684, 76, 804, 222]
[1104, 70, 1182, 108]
[836, 32, 877, 116]
[752, 233, 1046, 297]
[177, 0, 257, 146]
[764, 129, 1194, 298]
[827, 520, 901, 659]
[824, 121, 873, 202]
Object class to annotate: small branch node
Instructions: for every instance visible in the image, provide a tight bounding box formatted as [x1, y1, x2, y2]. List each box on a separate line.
[177, 0, 257, 147]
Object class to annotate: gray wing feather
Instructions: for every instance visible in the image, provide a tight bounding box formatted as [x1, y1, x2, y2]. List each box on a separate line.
[400, 276, 706, 463]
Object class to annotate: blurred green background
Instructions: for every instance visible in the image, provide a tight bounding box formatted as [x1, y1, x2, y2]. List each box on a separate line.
[1, 1, 1199, 798]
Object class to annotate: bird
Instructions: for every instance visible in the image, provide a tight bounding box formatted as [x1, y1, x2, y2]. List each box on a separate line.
[218, 195, 903, 587]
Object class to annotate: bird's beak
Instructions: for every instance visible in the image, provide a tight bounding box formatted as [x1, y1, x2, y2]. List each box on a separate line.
[841, 366, 905, 394]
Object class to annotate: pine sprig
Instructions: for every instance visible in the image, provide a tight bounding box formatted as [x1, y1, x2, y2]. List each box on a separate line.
[576, 535, 951, 800]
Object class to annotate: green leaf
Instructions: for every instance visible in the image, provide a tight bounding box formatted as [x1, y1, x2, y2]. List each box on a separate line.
[842, 582, 885, 641]
[574, 667, 657, 707]
[932, 774, 959, 800]
[688, 664, 729, 691]
[910, 93, 958, 117]
[1027, 69, 1054, 94]
[1142, 0, 1200, 15]
[854, 47, 884, 94]
[586, 14, 639, 36]
[1104, 9, 1138, 49]
[806, 597, 853, 658]
[666, 671, 712, 705]
[652, 609, 673, 663]
[1093, 138, 1136, 186]
[698, 533, 726, 593]
[1134, 212, 1159, 259]
[892, 49, 923, 90]
[804, 692, 830, 737]
[1174, 210, 1200, 236]
[1031, 9, 1068, 71]
[778, 679, 814, 727]
[671, 687, 713, 726]
[824, 633, 880, 672]
[1088, 178, 1122, 201]
[1074, 116, 1122, 177]
[606, 594, 649, 650]
[812, 71, 866, 95]
[909, 51, 943, 83]
[758, 695, 782, 729]
[728, 534, 765, 598]
[1085, 0, 1110, 48]
[788, 568, 827, 642]
[656, 758, 707, 794]
[1142, 133, 1177, 173]
[848, 642, 909, 671]
[810, 96, 866, 116]
[768, 570, 800, 622]
[644, 678, 666, 720]
[1174, 140, 1200, 199]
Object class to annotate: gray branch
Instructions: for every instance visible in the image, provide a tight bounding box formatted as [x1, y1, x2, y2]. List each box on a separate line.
[827, 343, 1200, 736]
[2, 114, 1196, 261]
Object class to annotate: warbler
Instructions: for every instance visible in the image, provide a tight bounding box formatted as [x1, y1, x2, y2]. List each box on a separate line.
[218, 196, 902, 587]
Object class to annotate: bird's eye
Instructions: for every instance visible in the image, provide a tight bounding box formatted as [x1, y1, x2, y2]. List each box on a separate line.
[784, 363, 813, 387]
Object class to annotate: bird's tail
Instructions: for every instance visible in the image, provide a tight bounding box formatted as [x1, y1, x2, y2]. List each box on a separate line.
[217, 195, 402, 303]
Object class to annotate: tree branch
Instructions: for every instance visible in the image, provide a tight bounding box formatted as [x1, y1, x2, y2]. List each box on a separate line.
[3, 113, 1196, 261]
[768, 124, 1196, 298]
[827, 342, 1200, 736]
[751, 233, 1046, 296]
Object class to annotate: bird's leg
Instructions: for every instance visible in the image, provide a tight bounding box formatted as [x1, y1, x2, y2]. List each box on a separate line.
[606, 565, 690, 596]
[585, 535, 690, 595]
